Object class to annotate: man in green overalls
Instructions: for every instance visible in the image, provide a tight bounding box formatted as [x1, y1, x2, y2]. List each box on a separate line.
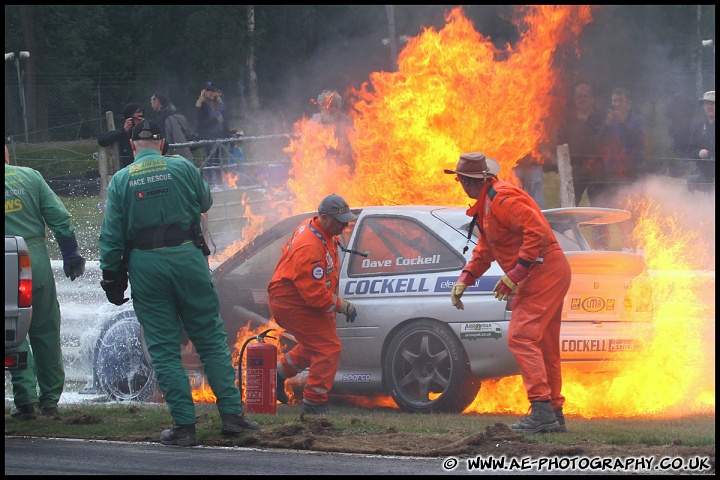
[5, 144, 86, 419]
[98, 120, 259, 447]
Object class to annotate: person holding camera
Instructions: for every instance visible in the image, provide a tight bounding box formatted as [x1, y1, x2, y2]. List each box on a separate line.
[97, 102, 144, 169]
[195, 82, 231, 189]
[594, 87, 647, 250]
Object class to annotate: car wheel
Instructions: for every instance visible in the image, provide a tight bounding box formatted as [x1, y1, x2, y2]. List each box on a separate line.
[93, 311, 159, 402]
[383, 319, 480, 413]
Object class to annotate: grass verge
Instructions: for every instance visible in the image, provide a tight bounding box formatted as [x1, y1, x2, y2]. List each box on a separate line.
[4, 402, 715, 449]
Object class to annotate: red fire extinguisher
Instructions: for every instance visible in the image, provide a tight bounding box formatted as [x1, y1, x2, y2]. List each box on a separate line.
[239, 329, 278, 414]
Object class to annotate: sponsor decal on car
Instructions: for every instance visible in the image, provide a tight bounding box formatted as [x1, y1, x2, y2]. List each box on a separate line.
[570, 297, 616, 312]
[344, 277, 431, 295]
[359, 254, 441, 269]
[435, 276, 501, 293]
[562, 339, 636, 352]
[341, 374, 371, 382]
[460, 322, 503, 340]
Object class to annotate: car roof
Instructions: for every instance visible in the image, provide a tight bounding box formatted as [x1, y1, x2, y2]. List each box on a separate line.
[215, 205, 631, 274]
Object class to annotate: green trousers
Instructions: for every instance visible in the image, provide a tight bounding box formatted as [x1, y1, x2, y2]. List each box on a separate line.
[129, 242, 241, 425]
[11, 245, 65, 409]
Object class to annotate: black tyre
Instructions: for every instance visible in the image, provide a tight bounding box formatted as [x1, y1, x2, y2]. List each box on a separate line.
[93, 311, 159, 402]
[383, 319, 480, 413]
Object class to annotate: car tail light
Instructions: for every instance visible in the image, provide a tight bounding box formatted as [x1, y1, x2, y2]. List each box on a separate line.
[18, 252, 32, 308]
[5, 351, 28, 370]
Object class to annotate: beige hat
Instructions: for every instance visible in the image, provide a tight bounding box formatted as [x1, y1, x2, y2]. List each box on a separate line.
[700, 91, 715, 103]
[444, 152, 500, 178]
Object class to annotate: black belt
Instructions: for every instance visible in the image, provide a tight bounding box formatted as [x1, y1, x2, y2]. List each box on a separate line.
[130, 224, 191, 250]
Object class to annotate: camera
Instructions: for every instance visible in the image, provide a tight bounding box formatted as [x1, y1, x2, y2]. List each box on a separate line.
[130, 116, 144, 126]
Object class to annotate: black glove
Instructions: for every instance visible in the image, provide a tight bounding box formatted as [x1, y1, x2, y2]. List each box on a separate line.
[57, 235, 86, 281]
[101, 269, 129, 306]
[346, 306, 357, 324]
[338, 298, 357, 324]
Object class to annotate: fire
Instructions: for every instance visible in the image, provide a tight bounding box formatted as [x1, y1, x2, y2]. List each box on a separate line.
[209, 191, 270, 263]
[222, 170, 240, 190]
[191, 376, 217, 403]
[284, 6, 593, 212]
[197, 6, 714, 418]
[463, 194, 715, 418]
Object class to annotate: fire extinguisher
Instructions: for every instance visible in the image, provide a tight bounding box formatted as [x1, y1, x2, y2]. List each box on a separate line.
[238, 328, 278, 414]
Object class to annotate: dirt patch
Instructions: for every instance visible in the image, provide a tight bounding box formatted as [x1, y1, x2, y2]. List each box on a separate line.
[198, 416, 714, 471]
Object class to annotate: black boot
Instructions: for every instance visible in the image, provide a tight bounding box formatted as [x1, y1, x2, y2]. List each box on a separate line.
[220, 412, 260, 435]
[510, 401, 562, 434]
[10, 404, 36, 420]
[301, 401, 329, 414]
[160, 423, 197, 446]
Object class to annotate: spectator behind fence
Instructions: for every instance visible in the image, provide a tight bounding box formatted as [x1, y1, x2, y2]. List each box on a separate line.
[594, 87, 647, 251]
[196, 82, 230, 189]
[686, 90, 715, 193]
[310, 89, 355, 173]
[150, 92, 195, 162]
[556, 83, 604, 206]
[97, 102, 144, 169]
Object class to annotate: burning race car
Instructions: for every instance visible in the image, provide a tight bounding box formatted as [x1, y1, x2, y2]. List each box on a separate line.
[80, 205, 653, 413]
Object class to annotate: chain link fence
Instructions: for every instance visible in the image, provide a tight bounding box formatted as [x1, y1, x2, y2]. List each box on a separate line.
[4, 75, 148, 144]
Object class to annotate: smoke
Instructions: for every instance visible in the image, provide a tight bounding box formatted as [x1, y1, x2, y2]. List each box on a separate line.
[251, 6, 521, 135]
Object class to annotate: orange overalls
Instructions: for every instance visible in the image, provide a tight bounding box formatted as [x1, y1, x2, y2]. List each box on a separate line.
[267, 216, 344, 405]
[460, 179, 572, 410]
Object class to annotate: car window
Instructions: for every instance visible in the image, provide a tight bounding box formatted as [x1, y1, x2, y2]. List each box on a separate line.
[347, 215, 465, 276]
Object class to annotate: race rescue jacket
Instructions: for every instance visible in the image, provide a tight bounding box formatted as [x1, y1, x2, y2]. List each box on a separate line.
[5, 163, 76, 249]
[462, 178, 561, 281]
[99, 148, 212, 274]
[267, 216, 343, 314]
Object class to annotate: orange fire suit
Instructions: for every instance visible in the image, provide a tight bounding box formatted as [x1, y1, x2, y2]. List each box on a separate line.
[458, 179, 572, 410]
[267, 216, 344, 405]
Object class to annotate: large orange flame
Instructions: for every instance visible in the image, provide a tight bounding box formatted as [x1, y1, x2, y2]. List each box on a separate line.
[284, 6, 593, 212]
[198, 6, 714, 418]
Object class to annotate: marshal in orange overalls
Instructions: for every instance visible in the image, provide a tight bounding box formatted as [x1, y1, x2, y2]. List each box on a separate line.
[267, 216, 345, 405]
[460, 179, 572, 410]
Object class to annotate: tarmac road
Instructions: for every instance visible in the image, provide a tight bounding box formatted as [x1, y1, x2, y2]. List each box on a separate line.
[5, 436, 473, 476]
[6, 436, 662, 475]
